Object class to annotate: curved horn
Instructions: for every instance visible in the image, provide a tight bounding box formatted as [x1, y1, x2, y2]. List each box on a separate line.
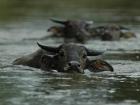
[37, 42, 59, 53]
[86, 21, 94, 25]
[96, 26, 105, 29]
[119, 25, 130, 30]
[50, 18, 67, 25]
[86, 48, 104, 56]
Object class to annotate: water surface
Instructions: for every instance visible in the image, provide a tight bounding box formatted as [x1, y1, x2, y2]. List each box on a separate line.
[0, 1, 140, 105]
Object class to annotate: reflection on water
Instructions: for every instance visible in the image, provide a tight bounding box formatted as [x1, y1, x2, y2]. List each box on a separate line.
[108, 77, 140, 103]
[0, 0, 140, 105]
[0, 24, 140, 105]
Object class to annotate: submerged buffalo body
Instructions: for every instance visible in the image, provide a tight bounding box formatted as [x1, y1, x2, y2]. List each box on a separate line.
[90, 24, 136, 41]
[48, 20, 136, 42]
[13, 43, 113, 73]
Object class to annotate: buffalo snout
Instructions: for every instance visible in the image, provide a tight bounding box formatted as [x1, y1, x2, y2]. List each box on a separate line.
[68, 61, 80, 67]
[65, 61, 84, 73]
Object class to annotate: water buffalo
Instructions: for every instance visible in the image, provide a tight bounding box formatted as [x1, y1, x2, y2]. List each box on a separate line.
[48, 19, 93, 43]
[89, 24, 136, 41]
[120, 31, 136, 39]
[48, 21, 136, 42]
[13, 43, 113, 73]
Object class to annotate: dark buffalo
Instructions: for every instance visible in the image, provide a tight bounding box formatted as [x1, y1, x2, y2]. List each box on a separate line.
[13, 43, 113, 73]
[48, 19, 93, 43]
[48, 20, 136, 41]
[89, 24, 136, 41]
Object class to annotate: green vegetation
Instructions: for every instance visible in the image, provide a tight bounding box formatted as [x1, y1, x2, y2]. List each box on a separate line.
[0, 0, 139, 22]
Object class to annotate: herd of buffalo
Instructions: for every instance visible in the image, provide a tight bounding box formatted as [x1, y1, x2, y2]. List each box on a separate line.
[13, 19, 136, 74]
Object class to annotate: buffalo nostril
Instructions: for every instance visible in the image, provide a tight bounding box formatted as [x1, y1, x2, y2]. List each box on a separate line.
[68, 61, 80, 68]
[68, 62, 72, 66]
[77, 64, 80, 67]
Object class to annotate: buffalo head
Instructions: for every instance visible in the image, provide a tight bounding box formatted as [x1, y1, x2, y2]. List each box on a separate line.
[49, 19, 93, 43]
[93, 24, 132, 41]
[37, 42, 113, 73]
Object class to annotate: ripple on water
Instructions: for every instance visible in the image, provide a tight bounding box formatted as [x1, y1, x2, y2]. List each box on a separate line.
[0, 23, 140, 105]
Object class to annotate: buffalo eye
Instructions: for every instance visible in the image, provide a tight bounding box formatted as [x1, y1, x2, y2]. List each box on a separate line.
[82, 53, 87, 59]
[59, 51, 65, 57]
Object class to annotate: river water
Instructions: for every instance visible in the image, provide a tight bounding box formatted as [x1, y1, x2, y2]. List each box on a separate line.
[0, 0, 140, 105]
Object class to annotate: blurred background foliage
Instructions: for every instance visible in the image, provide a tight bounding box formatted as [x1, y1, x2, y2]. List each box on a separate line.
[0, 0, 140, 23]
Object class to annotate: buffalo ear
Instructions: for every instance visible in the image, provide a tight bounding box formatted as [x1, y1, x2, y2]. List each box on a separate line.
[40, 55, 53, 64]
[86, 59, 114, 72]
[40, 54, 58, 70]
